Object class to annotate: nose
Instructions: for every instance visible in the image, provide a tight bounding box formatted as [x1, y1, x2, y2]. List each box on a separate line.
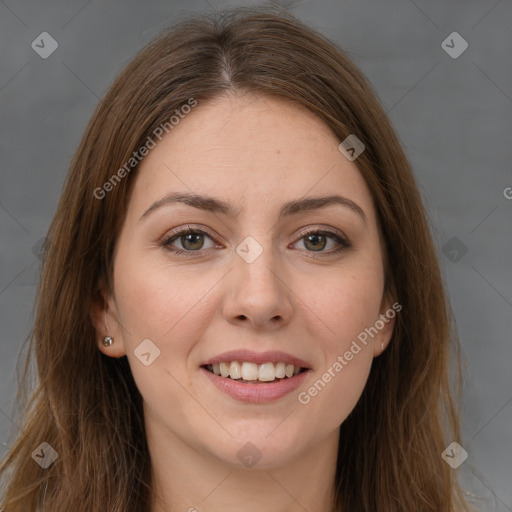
[222, 238, 293, 330]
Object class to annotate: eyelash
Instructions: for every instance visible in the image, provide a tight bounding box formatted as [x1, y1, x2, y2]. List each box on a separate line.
[160, 225, 351, 257]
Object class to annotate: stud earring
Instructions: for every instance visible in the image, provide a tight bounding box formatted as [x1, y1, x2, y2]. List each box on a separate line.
[381, 341, 384, 351]
[102, 336, 114, 347]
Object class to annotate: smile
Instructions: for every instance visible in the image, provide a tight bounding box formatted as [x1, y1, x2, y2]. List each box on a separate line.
[199, 349, 312, 403]
[200, 364, 310, 403]
[203, 361, 307, 383]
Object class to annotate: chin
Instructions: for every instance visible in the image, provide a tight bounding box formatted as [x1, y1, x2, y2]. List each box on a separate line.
[204, 429, 306, 470]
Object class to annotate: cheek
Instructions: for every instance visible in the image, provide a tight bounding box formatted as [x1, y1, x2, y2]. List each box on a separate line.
[292, 257, 382, 426]
[114, 250, 215, 339]
[297, 256, 384, 350]
[112, 254, 218, 413]
[112, 252, 223, 400]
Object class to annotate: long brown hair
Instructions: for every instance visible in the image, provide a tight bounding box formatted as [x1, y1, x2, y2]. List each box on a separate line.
[0, 5, 471, 511]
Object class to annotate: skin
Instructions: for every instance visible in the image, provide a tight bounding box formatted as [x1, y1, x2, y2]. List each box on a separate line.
[91, 92, 395, 512]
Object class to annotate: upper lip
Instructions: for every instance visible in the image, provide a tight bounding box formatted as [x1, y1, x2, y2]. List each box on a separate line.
[201, 349, 312, 370]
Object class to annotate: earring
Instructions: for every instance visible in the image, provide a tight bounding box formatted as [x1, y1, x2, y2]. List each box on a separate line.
[102, 336, 114, 347]
[381, 341, 384, 351]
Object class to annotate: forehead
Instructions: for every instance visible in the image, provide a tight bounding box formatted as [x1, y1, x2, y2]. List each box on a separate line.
[128, 93, 375, 223]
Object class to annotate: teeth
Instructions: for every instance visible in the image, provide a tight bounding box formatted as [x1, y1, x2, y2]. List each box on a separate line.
[275, 362, 286, 378]
[229, 361, 242, 380]
[257, 363, 275, 382]
[207, 361, 304, 382]
[219, 362, 230, 378]
[241, 362, 259, 380]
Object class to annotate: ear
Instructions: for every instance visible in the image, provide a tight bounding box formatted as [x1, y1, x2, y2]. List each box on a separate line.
[373, 291, 400, 358]
[90, 279, 127, 358]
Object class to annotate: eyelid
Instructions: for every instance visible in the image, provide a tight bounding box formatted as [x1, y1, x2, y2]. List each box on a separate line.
[163, 224, 218, 241]
[295, 225, 350, 245]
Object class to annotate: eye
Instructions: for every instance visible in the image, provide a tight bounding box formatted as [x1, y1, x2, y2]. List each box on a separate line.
[161, 226, 217, 256]
[293, 228, 351, 254]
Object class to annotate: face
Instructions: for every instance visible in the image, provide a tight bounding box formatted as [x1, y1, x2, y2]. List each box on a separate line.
[93, 93, 395, 469]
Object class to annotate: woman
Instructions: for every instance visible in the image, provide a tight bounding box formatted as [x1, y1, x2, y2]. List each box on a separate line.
[0, 6, 472, 511]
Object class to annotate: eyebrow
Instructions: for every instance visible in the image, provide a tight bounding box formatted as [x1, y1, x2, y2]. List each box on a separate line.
[139, 192, 367, 224]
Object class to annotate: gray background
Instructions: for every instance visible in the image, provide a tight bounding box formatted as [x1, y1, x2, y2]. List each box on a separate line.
[1, 0, 511, 509]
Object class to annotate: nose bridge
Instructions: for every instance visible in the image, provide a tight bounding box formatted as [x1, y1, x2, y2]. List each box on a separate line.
[226, 232, 292, 326]
[236, 233, 280, 295]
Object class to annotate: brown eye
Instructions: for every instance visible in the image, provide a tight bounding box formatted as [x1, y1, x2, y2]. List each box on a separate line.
[162, 228, 216, 255]
[303, 233, 327, 251]
[179, 232, 205, 250]
[294, 229, 351, 254]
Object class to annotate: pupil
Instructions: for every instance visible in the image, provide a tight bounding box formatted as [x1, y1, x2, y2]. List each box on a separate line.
[183, 233, 203, 250]
[306, 234, 325, 251]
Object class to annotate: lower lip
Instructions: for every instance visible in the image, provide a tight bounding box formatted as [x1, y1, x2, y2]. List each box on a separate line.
[200, 367, 310, 403]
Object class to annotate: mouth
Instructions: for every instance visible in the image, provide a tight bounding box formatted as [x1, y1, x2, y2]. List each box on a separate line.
[199, 350, 312, 402]
[201, 361, 309, 384]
